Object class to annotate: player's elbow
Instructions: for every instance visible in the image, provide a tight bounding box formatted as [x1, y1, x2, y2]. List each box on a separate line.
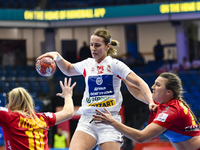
[55, 110, 74, 125]
[62, 112, 74, 122]
[131, 134, 148, 143]
[68, 111, 74, 119]
[66, 108, 74, 119]
[63, 108, 74, 120]
[134, 138, 146, 143]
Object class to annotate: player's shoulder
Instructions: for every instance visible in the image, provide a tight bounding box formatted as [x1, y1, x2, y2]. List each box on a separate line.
[167, 99, 181, 112]
[85, 57, 94, 62]
[110, 57, 123, 65]
[79, 57, 94, 64]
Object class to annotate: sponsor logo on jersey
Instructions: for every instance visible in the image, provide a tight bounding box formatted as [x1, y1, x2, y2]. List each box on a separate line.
[161, 106, 169, 113]
[184, 125, 199, 131]
[88, 99, 116, 107]
[96, 76, 103, 85]
[90, 90, 113, 96]
[7, 140, 12, 150]
[94, 87, 106, 91]
[107, 65, 111, 72]
[97, 66, 104, 74]
[88, 75, 114, 97]
[155, 113, 168, 122]
[86, 96, 108, 103]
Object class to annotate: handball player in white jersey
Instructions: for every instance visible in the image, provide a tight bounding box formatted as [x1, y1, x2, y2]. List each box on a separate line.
[37, 28, 156, 150]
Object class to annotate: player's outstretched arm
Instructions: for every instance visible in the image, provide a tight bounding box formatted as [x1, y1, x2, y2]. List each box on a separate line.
[125, 72, 157, 111]
[93, 108, 166, 143]
[123, 78, 147, 104]
[55, 78, 76, 125]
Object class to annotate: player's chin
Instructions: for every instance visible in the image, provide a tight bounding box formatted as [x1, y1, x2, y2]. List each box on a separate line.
[92, 54, 99, 60]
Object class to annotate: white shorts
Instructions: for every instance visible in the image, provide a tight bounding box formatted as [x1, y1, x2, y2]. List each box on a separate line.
[75, 114, 123, 145]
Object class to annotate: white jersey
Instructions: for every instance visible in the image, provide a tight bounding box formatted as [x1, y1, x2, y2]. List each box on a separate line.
[74, 56, 132, 115]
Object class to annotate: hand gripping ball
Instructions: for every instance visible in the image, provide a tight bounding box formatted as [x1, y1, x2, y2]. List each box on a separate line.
[36, 56, 56, 77]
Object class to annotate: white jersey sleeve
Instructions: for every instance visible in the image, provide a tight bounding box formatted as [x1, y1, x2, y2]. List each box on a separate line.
[111, 58, 132, 79]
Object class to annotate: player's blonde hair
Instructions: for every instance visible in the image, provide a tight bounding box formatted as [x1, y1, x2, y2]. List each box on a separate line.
[93, 28, 119, 56]
[7, 87, 46, 128]
[159, 72, 200, 127]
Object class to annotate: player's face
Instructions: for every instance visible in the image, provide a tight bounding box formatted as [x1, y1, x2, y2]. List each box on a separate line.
[151, 77, 168, 104]
[90, 35, 110, 62]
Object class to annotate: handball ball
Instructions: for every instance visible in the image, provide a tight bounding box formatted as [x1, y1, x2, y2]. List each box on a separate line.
[36, 57, 56, 77]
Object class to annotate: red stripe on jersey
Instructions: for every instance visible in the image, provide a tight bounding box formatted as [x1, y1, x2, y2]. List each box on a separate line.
[83, 69, 86, 78]
[117, 75, 122, 79]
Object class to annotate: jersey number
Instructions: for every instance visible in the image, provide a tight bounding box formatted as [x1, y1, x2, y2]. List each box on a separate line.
[25, 129, 45, 150]
[180, 102, 196, 125]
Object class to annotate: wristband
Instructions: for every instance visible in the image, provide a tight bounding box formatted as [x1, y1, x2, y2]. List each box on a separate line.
[56, 54, 62, 61]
